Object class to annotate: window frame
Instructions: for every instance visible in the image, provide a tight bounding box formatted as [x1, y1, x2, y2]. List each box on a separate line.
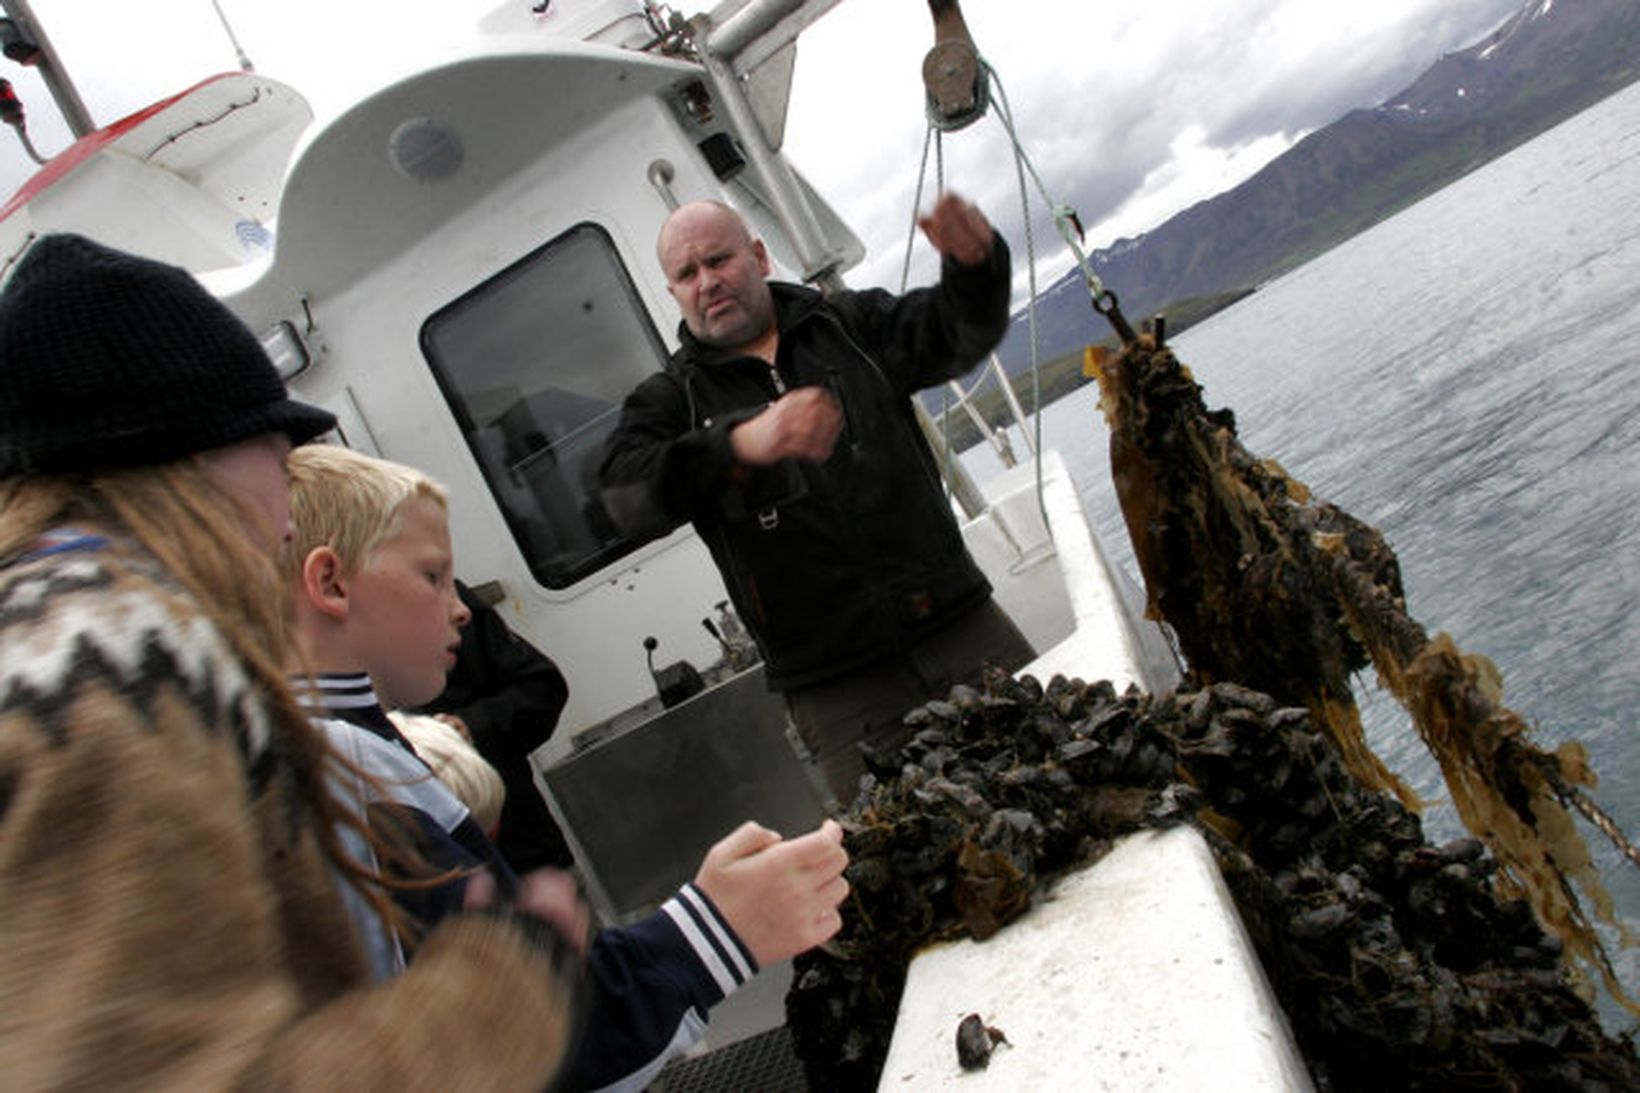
[419, 221, 674, 591]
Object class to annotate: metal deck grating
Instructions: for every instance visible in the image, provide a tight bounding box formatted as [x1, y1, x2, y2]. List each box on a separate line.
[652, 1026, 808, 1092]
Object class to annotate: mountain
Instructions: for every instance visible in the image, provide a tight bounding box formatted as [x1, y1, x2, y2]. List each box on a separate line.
[988, 0, 1640, 375]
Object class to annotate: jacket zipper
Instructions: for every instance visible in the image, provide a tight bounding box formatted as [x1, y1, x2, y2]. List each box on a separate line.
[759, 362, 786, 529]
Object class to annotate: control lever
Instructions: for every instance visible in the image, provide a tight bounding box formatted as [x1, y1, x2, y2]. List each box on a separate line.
[644, 635, 705, 710]
[709, 601, 760, 671]
[702, 616, 732, 658]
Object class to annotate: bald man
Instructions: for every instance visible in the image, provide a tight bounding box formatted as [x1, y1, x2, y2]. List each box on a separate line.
[600, 196, 1032, 803]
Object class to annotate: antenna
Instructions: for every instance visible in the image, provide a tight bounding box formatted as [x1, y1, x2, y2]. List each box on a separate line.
[208, 0, 254, 72]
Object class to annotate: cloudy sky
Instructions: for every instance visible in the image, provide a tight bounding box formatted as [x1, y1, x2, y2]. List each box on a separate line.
[0, 0, 1522, 288]
[783, 0, 1523, 289]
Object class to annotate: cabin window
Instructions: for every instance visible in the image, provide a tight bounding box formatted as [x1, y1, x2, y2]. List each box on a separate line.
[422, 223, 671, 590]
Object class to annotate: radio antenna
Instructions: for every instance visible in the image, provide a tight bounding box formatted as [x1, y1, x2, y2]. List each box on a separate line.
[208, 0, 254, 72]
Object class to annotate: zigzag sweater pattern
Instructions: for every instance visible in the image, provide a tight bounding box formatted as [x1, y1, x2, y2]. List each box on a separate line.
[0, 539, 573, 1090]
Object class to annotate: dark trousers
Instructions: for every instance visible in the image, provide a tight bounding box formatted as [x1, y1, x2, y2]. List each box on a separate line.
[785, 599, 1034, 806]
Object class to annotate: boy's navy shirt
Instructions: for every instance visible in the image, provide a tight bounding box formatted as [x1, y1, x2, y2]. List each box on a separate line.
[293, 671, 759, 1092]
[296, 672, 509, 922]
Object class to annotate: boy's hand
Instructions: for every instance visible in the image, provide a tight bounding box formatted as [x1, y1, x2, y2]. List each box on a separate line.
[694, 819, 849, 966]
[465, 868, 591, 956]
[433, 712, 473, 743]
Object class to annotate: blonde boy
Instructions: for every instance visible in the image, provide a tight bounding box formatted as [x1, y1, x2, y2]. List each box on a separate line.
[287, 444, 471, 712]
[284, 444, 849, 1092]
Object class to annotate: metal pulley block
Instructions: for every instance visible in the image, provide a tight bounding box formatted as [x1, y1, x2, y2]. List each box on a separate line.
[924, 38, 982, 124]
[923, 0, 988, 130]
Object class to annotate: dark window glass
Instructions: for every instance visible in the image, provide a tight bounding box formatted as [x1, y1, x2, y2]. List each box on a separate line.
[422, 223, 670, 589]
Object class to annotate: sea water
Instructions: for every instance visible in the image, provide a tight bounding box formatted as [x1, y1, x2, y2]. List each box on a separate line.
[966, 78, 1640, 1022]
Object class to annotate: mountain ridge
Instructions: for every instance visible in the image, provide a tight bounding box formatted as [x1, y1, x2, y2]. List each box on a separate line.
[987, 0, 1640, 374]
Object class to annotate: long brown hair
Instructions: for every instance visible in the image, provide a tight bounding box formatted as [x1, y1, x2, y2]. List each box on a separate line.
[0, 460, 410, 933]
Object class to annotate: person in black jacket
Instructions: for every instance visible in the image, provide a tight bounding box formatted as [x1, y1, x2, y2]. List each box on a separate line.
[413, 579, 575, 872]
[600, 194, 1033, 803]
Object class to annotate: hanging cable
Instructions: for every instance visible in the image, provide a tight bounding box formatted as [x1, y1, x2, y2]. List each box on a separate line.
[901, 52, 1083, 536]
[901, 122, 970, 506]
[982, 62, 1048, 525]
[900, 126, 935, 295]
[973, 54, 1139, 342]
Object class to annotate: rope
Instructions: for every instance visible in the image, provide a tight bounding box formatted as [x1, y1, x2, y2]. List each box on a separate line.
[982, 64, 1048, 526]
[900, 52, 1121, 535]
[900, 123, 961, 504]
[985, 65, 1107, 300]
[899, 125, 934, 295]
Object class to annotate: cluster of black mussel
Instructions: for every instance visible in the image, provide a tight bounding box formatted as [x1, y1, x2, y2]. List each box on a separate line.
[785, 671, 1639, 1090]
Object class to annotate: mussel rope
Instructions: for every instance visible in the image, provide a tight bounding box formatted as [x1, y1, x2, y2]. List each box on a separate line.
[1090, 333, 1638, 1015]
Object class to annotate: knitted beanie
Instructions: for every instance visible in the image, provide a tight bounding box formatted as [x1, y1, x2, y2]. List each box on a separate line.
[0, 233, 336, 476]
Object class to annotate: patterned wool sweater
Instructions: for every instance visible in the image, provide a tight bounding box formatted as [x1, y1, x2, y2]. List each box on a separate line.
[0, 536, 575, 1090]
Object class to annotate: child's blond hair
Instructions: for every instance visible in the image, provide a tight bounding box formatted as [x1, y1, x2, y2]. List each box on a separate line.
[286, 444, 447, 577]
[388, 712, 507, 833]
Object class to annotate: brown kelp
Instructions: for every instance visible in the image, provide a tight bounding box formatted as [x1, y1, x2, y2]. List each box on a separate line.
[1086, 333, 1637, 1015]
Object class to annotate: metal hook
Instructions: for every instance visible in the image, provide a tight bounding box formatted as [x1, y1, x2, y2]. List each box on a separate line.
[1092, 289, 1136, 345]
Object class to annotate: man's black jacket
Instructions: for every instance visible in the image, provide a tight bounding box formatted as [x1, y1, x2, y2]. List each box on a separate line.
[599, 238, 1012, 690]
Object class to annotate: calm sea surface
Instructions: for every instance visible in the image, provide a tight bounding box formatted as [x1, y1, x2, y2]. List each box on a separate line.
[967, 79, 1640, 1017]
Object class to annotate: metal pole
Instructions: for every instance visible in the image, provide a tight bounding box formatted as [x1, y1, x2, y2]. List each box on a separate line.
[708, 0, 807, 60]
[914, 400, 988, 517]
[947, 376, 1017, 468]
[989, 352, 1035, 455]
[697, 37, 841, 283]
[0, 0, 94, 137]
